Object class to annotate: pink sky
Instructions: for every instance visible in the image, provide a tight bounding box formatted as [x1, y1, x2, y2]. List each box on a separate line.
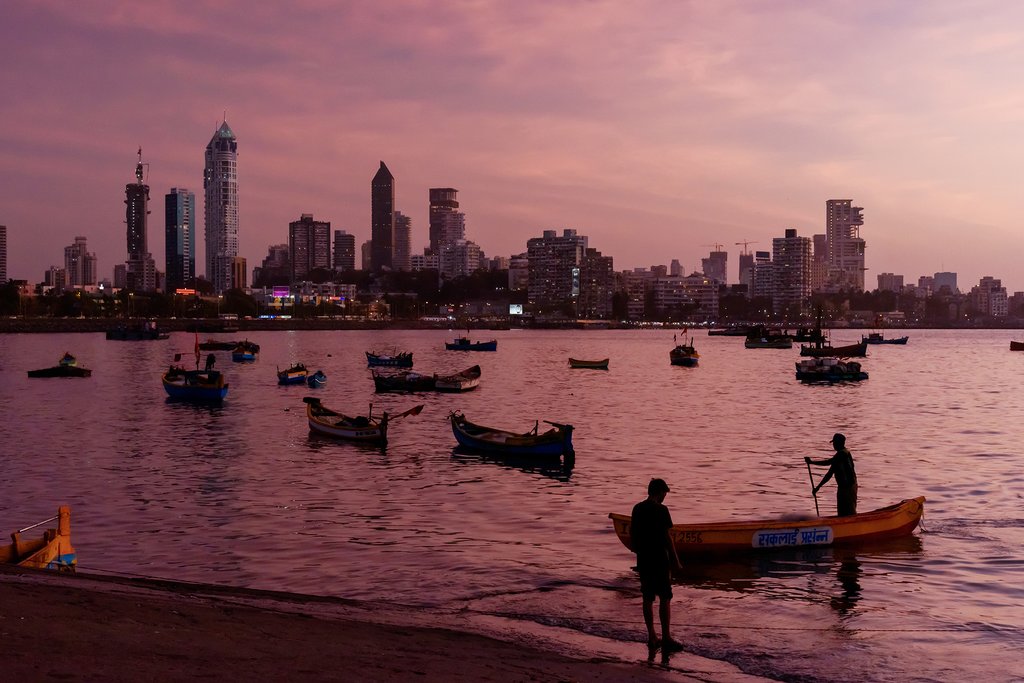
[3, 1, 1024, 290]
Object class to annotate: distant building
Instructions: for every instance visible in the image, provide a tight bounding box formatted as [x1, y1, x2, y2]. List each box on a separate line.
[509, 254, 529, 291]
[772, 228, 811, 316]
[917, 275, 935, 293]
[972, 276, 1007, 318]
[934, 271, 958, 294]
[825, 199, 866, 291]
[165, 188, 196, 293]
[669, 259, 682, 277]
[124, 149, 157, 292]
[751, 251, 773, 300]
[361, 240, 373, 271]
[44, 266, 66, 292]
[113, 263, 126, 289]
[527, 229, 613, 317]
[411, 250, 439, 271]
[64, 236, 97, 287]
[333, 230, 356, 272]
[255, 244, 289, 287]
[738, 251, 754, 295]
[429, 188, 459, 255]
[288, 213, 330, 283]
[489, 256, 509, 271]
[231, 256, 247, 291]
[701, 251, 727, 284]
[370, 161, 395, 271]
[393, 211, 412, 272]
[877, 273, 904, 292]
[204, 120, 239, 293]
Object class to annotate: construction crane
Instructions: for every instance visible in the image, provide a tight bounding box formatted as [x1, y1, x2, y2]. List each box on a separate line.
[735, 240, 758, 254]
[701, 243, 726, 252]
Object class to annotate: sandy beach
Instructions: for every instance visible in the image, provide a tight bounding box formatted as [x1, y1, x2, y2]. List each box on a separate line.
[0, 566, 769, 682]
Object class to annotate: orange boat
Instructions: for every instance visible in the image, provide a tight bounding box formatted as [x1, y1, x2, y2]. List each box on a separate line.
[609, 497, 925, 556]
[0, 506, 77, 571]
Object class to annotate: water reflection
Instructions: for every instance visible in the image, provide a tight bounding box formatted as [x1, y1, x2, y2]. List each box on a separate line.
[831, 553, 862, 616]
[304, 432, 388, 455]
[450, 446, 574, 481]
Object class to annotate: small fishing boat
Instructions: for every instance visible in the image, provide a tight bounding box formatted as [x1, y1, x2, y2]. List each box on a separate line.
[445, 336, 497, 351]
[372, 370, 437, 393]
[306, 370, 327, 388]
[449, 411, 575, 458]
[1011, 341, 1024, 351]
[1, 505, 77, 572]
[366, 350, 414, 367]
[277, 363, 309, 385]
[744, 327, 793, 349]
[795, 357, 868, 383]
[199, 339, 240, 351]
[434, 365, 482, 392]
[609, 497, 925, 557]
[568, 358, 610, 370]
[707, 327, 750, 337]
[669, 333, 699, 367]
[862, 332, 908, 345]
[162, 366, 229, 401]
[28, 354, 92, 378]
[303, 397, 423, 445]
[231, 340, 259, 362]
[800, 340, 868, 358]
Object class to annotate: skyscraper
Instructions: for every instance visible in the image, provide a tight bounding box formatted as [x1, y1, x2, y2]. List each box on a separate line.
[370, 161, 394, 271]
[204, 121, 239, 293]
[701, 250, 728, 284]
[165, 188, 195, 293]
[125, 149, 157, 291]
[64, 236, 97, 287]
[825, 199, 866, 291]
[333, 230, 356, 271]
[289, 213, 331, 283]
[393, 211, 412, 271]
[429, 188, 459, 254]
[772, 228, 812, 316]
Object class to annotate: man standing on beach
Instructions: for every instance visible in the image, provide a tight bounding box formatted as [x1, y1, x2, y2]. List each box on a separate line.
[806, 433, 858, 516]
[631, 478, 684, 654]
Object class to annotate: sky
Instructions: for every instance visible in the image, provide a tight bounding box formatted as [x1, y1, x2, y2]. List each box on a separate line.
[3, 0, 1024, 290]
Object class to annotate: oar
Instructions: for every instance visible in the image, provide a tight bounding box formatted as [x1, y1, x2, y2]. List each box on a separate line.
[805, 460, 820, 517]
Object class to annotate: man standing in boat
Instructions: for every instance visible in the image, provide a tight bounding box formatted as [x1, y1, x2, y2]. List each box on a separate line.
[631, 478, 684, 655]
[806, 433, 858, 516]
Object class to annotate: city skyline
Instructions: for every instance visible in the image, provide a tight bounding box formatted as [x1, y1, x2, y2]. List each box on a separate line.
[3, 2, 1024, 288]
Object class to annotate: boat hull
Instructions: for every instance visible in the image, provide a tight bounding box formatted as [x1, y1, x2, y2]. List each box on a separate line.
[232, 352, 257, 362]
[863, 335, 909, 345]
[28, 366, 92, 378]
[306, 372, 327, 387]
[745, 339, 793, 349]
[568, 358, 609, 369]
[800, 341, 868, 357]
[1, 506, 77, 572]
[1012, 341, 1024, 351]
[162, 370, 229, 401]
[445, 338, 497, 351]
[305, 398, 387, 444]
[434, 365, 482, 392]
[366, 351, 414, 367]
[609, 497, 925, 556]
[449, 412, 573, 457]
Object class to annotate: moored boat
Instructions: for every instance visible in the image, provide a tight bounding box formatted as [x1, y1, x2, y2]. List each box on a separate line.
[1012, 341, 1024, 351]
[277, 363, 309, 385]
[434, 365, 482, 392]
[445, 336, 497, 351]
[231, 340, 259, 362]
[162, 366, 229, 401]
[795, 357, 868, 383]
[306, 370, 327, 387]
[199, 339, 240, 351]
[609, 497, 925, 557]
[862, 332, 909, 345]
[366, 350, 414, 367]
[372, 369, 437, 393]
[28, 354, 92, 378]
[449, 411, 574, 458]
[669, 334, 699, 367]
[744, 326, 793, 349]
[1, 505, 77, 571]
[800, 340, 868, 358]
[568, 358, 610, 369]
[303, 397, 423, 445]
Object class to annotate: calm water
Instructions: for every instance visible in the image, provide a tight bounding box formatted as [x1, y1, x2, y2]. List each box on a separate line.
[2, 328, 1022, 681]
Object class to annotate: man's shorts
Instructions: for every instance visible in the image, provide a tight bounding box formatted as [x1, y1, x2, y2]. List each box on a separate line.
[638, 564, 672, 602]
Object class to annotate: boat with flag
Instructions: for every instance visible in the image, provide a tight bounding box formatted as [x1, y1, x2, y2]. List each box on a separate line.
[303, 397, 423, 445]
[1, 505, 77, 571]
[609, 497, 925, 557]
[669, 331, 699, 366]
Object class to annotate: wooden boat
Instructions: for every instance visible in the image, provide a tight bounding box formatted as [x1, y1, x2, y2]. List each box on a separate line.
[744, 326, 793, 349]
[793, 327, 826, 343]
[306, 370, 327, 388]
[800, 340, 868, 358]
[28, 354, 92, 378]
[304, 397, 423, 445]
[106, 320, 169, 341]
[669, 343, 699, 367]
[862, 332, 908, 345]
[277, 363, 309, 385]
[795, 357, 868, 383]
[231, 340, 259, 362]
[434, 365, 482, 392]
[445, 336, 497, 351]
[1, 506, 77, 571]
[1011, 341, 1024, 351]
[449, 411, 575, 458]
[366, 350, 413, 367]
[162, 366, 228, 401]
[372, 370, 437, 393]
[568, 358, 610, 369]
[609, 497, 925, 557]
[199, 339, 239, 351]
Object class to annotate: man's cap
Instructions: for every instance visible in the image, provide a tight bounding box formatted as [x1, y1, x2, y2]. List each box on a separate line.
[648, 478, 670, 494]
[830, 433, 846, 445]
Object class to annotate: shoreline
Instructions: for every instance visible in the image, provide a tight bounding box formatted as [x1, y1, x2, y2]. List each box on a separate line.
[0, 566, 769, 682]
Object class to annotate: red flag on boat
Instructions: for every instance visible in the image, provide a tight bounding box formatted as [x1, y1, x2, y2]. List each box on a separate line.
[194, 331, 200, 366]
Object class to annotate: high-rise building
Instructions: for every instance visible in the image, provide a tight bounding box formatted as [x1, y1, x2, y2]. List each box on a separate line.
[527, 229, 613, 317]
[877, 273, 904, 292]
[124, 149, 157, 292]
[204, 121, 239, 293]
[394, 211, 412, 272]
[429, 188, 459, 254]
[231, 256, 247, 291]
[254, 244, 289, 287]
[288, 213, 331, 283]
[738, 252, 754, 294]
[934, 272, 958, 294]
[165, 188, 195, 292]
[333, 230, 356, 271]
[370, 161, 394, 271]
[751, 250, 773, 299]
[701, 251, 728, 284]
[772, 228, 812, 316]
[0, 224, 6, 283]
[669, 259, 682, 277]
[45, 266, 66, 292]
[64, 236, 97, 287]
[825, 199, 866, 291]
[361, 240, 373, 271]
